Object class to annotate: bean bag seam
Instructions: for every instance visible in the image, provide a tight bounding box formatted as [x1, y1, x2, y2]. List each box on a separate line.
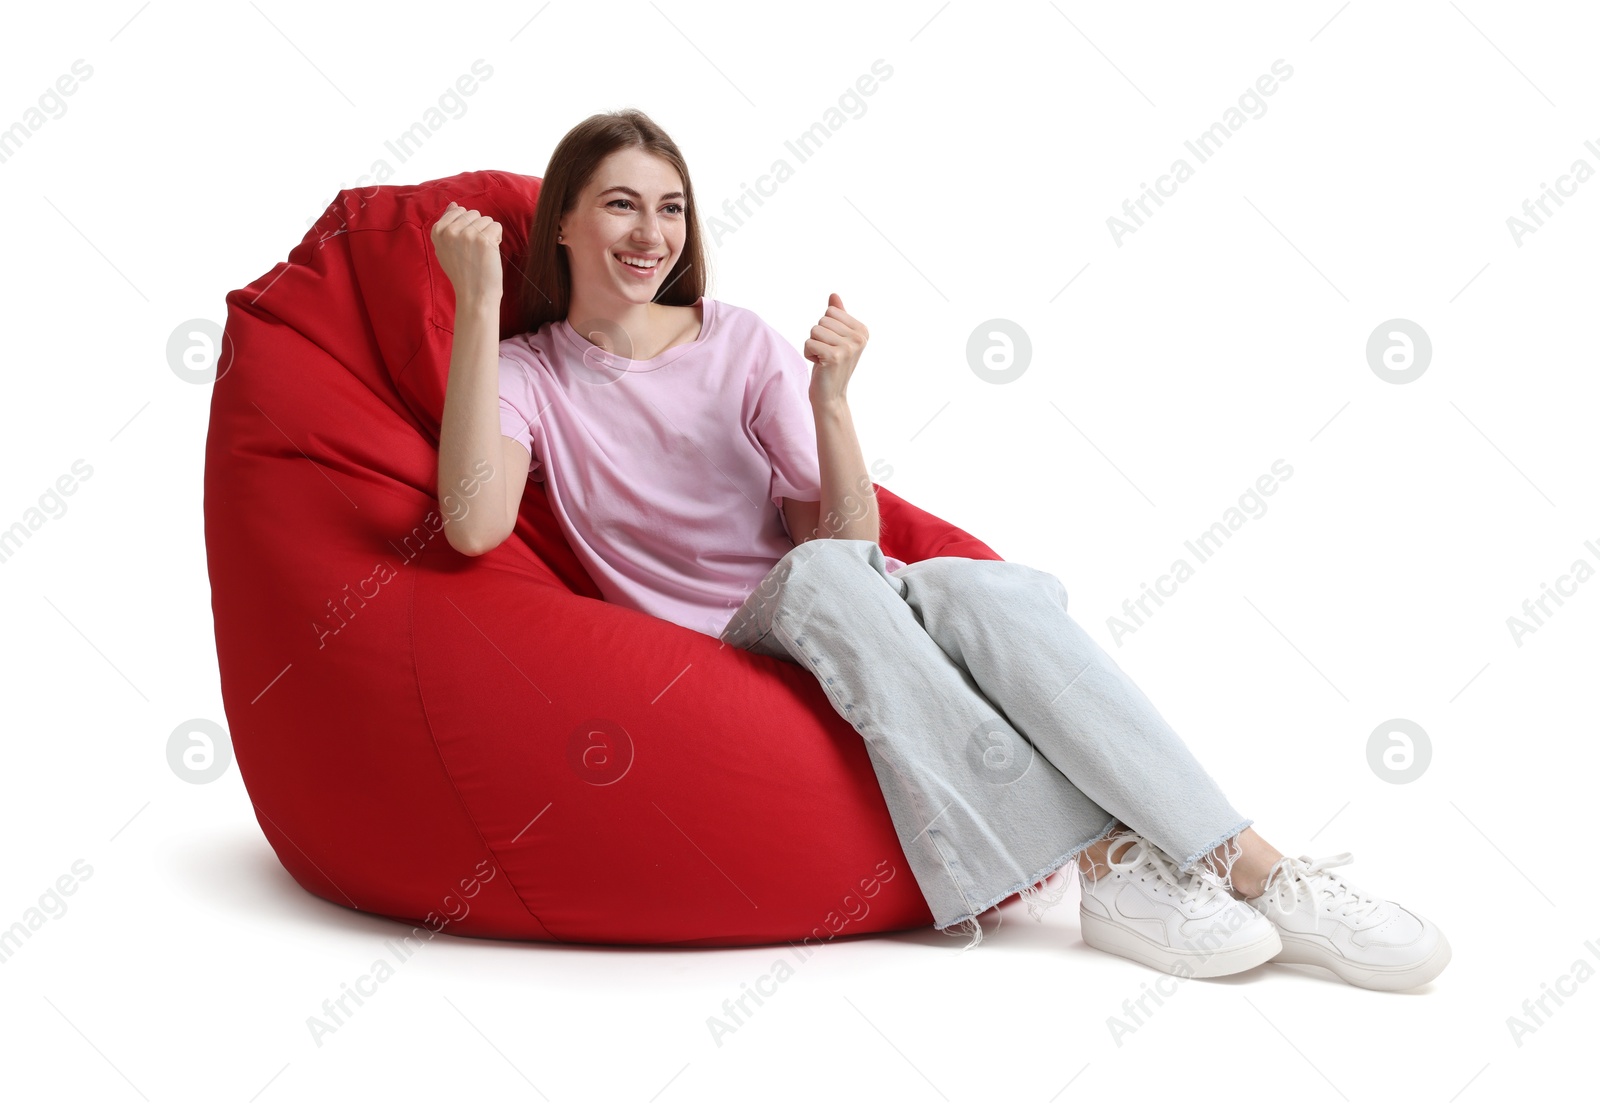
[405, 547, 559, 940]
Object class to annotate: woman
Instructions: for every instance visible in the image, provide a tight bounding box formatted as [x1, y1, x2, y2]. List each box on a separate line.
[432, 109, 1450, 990]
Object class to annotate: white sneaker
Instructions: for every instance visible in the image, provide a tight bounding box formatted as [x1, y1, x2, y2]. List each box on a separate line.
[1078, 831, 1282, 978]
[1247, 851, 1451, 991]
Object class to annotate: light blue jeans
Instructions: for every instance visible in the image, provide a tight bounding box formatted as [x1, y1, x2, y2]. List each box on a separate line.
[718, 539, 1252, 950]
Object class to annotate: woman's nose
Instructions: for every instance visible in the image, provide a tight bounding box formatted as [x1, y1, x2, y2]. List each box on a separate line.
[632, 212, 666, 242]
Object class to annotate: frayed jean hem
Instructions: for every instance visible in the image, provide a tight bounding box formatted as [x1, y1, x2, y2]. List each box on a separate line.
[934, 813, 1120, 952]
[1176, 817, 1254, 880]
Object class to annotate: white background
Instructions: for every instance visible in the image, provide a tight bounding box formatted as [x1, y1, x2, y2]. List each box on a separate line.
[2, 1, 1596, 1101]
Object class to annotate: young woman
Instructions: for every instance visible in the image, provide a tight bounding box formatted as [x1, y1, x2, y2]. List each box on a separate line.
[431, 109, 1450, 990]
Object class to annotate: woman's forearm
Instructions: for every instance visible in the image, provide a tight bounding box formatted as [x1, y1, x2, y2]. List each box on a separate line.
[437, 294, 512, 555]
[811, 396, 881, 543]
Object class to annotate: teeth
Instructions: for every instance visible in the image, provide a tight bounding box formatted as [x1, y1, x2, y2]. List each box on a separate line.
[617, 254, 659, 268]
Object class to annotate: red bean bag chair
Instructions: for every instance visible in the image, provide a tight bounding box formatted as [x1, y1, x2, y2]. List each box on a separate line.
[204, 169, 1007, 946]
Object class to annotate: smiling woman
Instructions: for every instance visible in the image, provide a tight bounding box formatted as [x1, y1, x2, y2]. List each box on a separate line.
[434, 108, 896, 623]
[422, 109, 1452, 983]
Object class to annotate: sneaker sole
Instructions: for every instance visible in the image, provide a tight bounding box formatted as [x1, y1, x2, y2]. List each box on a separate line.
[1273, 930, 1452, 991]
[1079, 905, 1283, 979]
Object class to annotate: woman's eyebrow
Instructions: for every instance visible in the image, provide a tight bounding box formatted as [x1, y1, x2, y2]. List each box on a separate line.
[598, 185, 686, 202]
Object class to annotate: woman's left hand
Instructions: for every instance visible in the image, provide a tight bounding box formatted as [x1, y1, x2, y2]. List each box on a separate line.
[804, 293, 868, 405]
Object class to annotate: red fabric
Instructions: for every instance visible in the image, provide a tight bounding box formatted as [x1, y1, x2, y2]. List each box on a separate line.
[204, 169, 1006, 945]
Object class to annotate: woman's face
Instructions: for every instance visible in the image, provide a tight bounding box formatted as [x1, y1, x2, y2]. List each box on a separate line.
[560, 147, 688, 307]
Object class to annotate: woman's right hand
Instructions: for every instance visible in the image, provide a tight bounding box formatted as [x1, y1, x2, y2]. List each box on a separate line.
[430, 201, 504, 303]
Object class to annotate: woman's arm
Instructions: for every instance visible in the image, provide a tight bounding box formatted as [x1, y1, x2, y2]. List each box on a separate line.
[431, 202, 523, 555]
[795, 398, 879, 543]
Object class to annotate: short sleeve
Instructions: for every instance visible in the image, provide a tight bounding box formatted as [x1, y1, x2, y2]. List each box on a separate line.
[749, 329, 822, 510]
[497, 338, 544, 482]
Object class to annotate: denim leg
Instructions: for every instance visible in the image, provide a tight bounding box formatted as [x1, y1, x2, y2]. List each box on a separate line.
[887, 554, 1252, 883]
[720, 539, 1118, 950]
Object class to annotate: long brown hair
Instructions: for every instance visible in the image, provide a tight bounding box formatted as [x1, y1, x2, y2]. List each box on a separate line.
[517, 109, 710, 336]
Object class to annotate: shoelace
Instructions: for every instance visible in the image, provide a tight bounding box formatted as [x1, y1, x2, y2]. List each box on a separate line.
[1258, 852, 1383, 923]
[1107, 834, 1229, 907]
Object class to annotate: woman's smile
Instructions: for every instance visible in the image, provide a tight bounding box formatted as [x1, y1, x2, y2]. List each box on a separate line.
[613, 250, 663, 278]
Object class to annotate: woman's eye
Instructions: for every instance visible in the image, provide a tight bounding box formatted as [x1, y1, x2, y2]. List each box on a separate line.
[609, 199, 685, 215]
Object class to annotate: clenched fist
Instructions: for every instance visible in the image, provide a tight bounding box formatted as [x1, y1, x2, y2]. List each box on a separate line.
[430, 201, 504, 304]
[804, 292, 868, 405]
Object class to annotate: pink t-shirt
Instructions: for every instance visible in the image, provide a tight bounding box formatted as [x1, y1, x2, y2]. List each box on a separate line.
[497, 295, 905, 638]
